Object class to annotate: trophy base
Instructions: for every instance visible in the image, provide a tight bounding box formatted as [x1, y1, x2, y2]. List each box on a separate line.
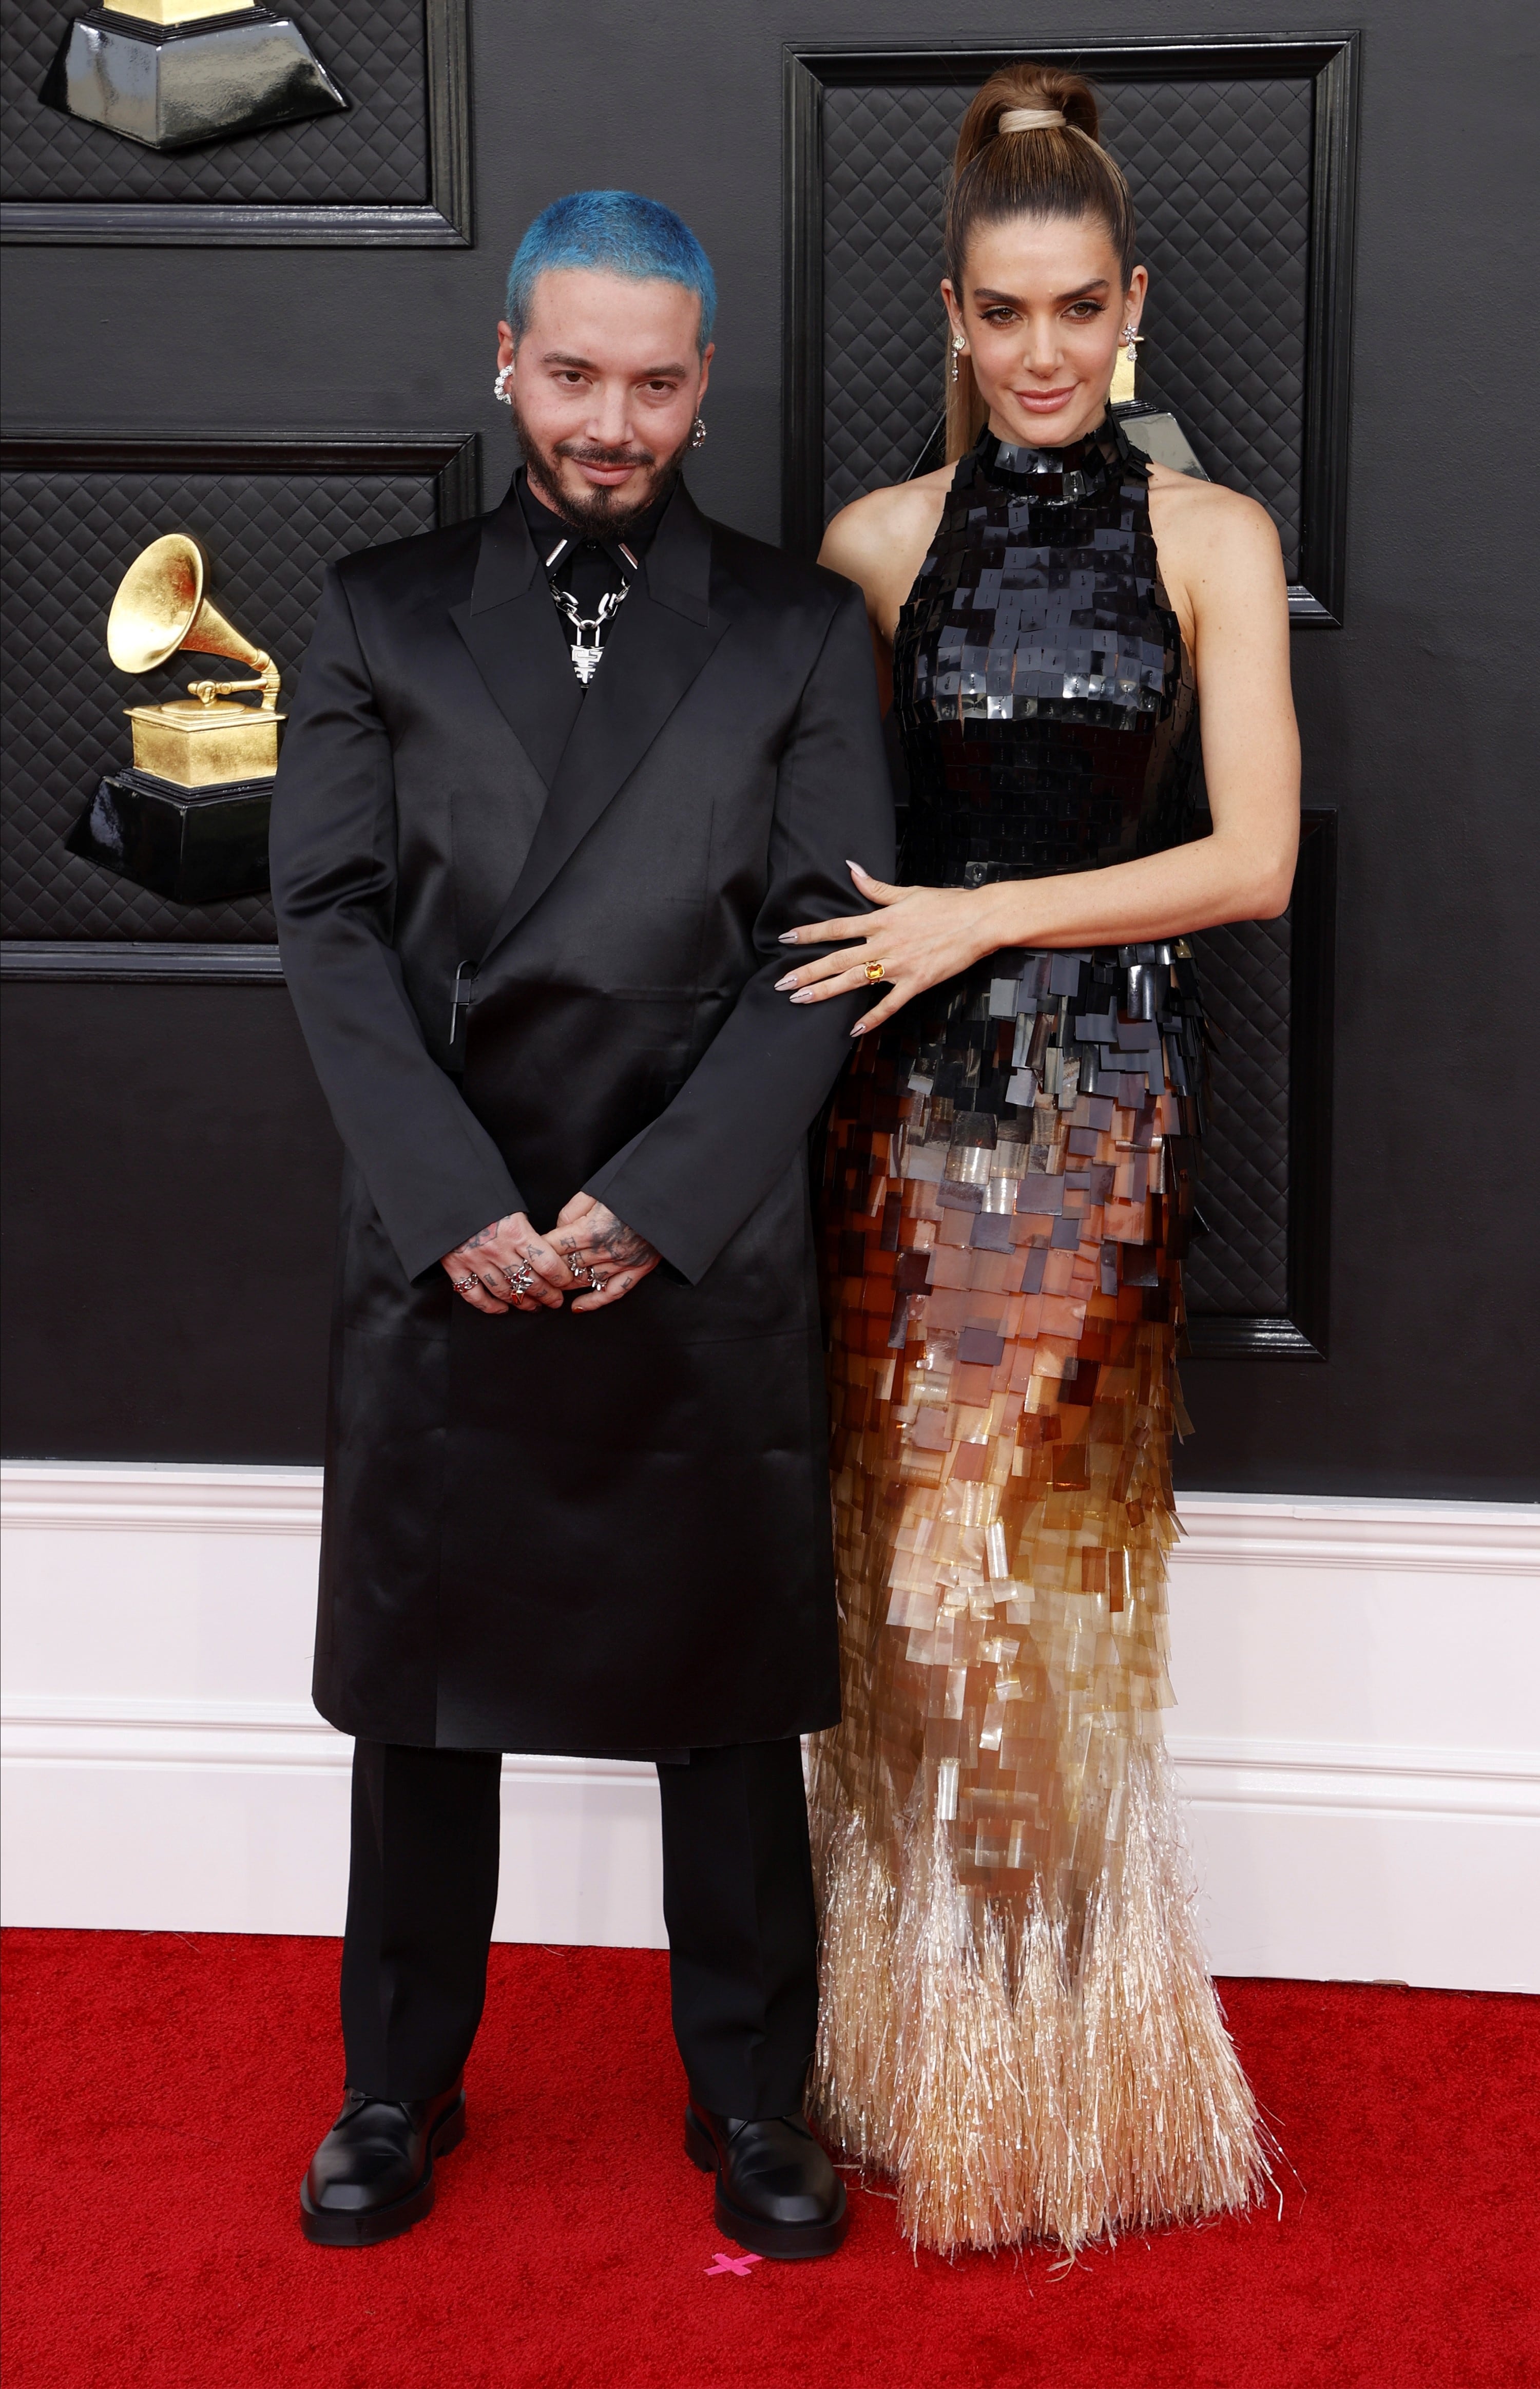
[1112, 400, 1209, 482]
[42, 7, 348, 151]
[66, 768, 273, 905]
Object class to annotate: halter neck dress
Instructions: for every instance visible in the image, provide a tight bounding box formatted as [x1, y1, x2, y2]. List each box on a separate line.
[806, 417, 1270, 2253]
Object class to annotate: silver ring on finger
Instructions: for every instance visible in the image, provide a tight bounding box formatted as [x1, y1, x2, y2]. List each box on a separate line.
[503, 1263, 536, 1300]
[452, 1274, 478, 1295]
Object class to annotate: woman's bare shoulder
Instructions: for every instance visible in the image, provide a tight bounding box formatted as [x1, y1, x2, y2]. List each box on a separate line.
[819, 466, 954, 588]
[1146, 465, 1282, 567]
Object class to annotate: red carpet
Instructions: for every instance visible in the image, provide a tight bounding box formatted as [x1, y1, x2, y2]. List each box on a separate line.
[2, 1932, 1535, 2389]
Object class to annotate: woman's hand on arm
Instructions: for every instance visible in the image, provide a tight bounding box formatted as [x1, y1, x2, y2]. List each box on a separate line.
[774, 865, 999, 1037]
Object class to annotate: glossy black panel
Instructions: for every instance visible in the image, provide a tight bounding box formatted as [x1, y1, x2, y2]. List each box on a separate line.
[0, 981, 338, 1461]
[65, 768, 272, 903]
[1, 0, 1535, 1497]
[43, 9, 346, 154]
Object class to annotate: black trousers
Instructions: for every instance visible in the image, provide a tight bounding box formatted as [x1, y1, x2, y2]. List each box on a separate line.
[340, 1736, 819, 2119]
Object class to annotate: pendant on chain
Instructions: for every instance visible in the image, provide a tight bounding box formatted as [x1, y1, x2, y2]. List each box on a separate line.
[551, 582, 629, 685]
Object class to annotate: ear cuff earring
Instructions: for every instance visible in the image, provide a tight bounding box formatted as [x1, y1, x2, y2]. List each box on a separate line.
[493, 361, 515, 405]
[690, 415, 707, 449]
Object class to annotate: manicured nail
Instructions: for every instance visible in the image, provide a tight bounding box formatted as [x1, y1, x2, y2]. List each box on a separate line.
[790, 990, 815, 1004]
[778, 930, 800, 944]
[850, 1021, 868, 1037]
[774, 973, 798, 991]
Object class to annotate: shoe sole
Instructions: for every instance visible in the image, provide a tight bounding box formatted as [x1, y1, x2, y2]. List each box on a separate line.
[299, 2095, 466, 2248]
[685, 2109, 849, 2261]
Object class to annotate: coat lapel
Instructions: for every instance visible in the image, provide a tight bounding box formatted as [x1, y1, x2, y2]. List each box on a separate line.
[476, 482, 730, 967]
[448, 493, 583, 792]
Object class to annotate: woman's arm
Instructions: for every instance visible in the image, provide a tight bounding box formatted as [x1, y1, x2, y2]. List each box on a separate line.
[817, 470, 953, 713]
[779, 477, 1300, 1036]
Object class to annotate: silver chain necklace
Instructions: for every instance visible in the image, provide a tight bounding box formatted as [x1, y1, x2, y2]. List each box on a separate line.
[550, 580, 630, 685]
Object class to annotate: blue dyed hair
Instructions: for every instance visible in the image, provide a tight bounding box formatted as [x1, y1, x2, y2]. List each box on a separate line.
[506, 190, 717, 354]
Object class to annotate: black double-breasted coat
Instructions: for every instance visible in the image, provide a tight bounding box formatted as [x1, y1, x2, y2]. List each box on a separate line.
[270, 477, 895, 1754]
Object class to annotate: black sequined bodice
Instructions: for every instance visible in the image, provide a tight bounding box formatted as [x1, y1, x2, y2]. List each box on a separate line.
[894, 416, 1205, 888]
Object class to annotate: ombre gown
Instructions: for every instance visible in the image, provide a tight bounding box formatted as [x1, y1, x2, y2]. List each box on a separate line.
[806, 416, 1271, 2253]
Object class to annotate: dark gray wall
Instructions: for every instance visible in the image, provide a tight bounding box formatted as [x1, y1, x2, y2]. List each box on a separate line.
[3, 1, 1537, 1495]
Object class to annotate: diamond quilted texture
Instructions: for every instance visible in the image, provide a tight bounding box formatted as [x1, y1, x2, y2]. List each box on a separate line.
[1185, 916, 1291, 1317]
[821, 77, 1310, 575]
[1, 0, 427, 204]
[1, 467, 436, 939]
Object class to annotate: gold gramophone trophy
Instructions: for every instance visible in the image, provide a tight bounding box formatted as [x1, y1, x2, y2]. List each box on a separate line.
[66, 533, 284, 903]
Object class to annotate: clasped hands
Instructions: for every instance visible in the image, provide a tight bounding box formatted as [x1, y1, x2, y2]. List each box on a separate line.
[440, 1193, 660, 1316]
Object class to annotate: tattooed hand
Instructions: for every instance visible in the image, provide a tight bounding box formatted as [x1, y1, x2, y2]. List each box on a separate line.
[439, 1211, 570, 1314]
[548, 1192, 661, 1313]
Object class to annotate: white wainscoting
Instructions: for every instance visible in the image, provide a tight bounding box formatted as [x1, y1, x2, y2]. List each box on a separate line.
[2, 1463, 1536, 1991]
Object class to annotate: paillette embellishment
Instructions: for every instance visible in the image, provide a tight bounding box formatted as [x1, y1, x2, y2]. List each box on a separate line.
[808, 416, 1271, 2258]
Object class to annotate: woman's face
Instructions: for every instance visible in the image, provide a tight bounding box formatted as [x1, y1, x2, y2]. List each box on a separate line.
[943, 213, 1146, 448]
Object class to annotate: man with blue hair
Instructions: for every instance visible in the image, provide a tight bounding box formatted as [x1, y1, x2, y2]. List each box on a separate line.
[271, 192, 894, 2261]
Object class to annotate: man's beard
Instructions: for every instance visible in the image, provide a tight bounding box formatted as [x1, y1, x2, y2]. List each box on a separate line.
[514, 406, 690, 539]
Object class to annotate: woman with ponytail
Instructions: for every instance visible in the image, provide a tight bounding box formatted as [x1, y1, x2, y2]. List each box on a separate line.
[778, 65, 1299, 2253]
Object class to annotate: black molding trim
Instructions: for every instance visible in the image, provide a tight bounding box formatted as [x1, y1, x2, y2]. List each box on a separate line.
[1, 0, 472, 247]
[1186, 808, 1337, 1361]
[0, 942, 282, 982]
[782, 33, 1359, 624]
[0, 427, 483, 518]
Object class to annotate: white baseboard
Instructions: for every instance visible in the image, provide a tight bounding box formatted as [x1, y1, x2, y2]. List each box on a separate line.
[4, 1464, 1537, 1990]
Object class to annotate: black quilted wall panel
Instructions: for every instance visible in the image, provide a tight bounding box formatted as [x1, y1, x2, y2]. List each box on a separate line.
[1, 466, 437, 939]
[0, 0, 427, 204]
[1186, 917, 1291, 1317]
[822, 77, 1310, 576]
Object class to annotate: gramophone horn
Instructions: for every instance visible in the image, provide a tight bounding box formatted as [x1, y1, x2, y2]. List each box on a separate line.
[106, 532, 279, 708]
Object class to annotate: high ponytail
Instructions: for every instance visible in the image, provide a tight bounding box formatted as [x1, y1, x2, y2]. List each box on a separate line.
[942, 64, 1138, 461]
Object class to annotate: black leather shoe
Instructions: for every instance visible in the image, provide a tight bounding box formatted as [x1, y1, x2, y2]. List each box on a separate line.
[299, 2080, 465, 2246]
[685, 2105, 848, 2259]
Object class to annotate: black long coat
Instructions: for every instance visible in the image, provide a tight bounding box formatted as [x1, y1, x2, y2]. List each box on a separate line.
[270, 479, 894, 1753]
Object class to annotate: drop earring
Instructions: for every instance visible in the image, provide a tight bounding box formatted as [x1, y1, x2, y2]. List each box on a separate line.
[689, 415, 707, 449]
[493, 360, 515, 406]
[1110, 322, 1143, 406]
[950, 333, 967, 385]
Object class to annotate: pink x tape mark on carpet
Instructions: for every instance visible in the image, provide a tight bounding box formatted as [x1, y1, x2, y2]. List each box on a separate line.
[704, 2252, 761, 2277]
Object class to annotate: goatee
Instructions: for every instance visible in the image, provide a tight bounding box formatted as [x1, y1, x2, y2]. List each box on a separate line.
[514, 405, 689, 539]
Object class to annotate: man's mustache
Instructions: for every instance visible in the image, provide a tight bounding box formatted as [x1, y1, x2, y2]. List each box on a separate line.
[554, 440, 656, 470]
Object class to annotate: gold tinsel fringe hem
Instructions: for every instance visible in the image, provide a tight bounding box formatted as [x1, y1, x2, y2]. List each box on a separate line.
[808, 1742, 1275, 2256]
